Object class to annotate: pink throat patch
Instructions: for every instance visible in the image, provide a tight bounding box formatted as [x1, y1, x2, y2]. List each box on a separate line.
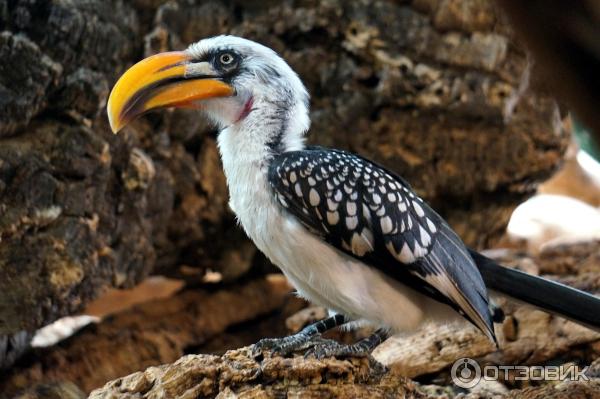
[235, 97, 254, 123]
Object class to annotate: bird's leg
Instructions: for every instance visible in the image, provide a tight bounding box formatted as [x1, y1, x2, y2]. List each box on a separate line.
[253, 314, 347, 356]
[305, 328, 389, 361]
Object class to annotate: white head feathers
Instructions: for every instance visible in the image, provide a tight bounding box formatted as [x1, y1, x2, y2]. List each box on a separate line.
[186, 35, 310, 153]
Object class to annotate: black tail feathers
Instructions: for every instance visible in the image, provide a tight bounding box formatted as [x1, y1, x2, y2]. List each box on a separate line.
[470, 249, 600, 332]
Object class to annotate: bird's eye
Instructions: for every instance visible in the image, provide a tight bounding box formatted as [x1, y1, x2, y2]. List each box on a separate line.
[219, 53, 234, 65]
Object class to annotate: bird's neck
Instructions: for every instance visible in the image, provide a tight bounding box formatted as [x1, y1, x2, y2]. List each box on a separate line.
[217, 96, 309, 213]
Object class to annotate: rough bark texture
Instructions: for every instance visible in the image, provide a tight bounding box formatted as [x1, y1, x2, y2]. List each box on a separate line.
[2, 241, 599, 398]
[0, 276, 292, 397]
[89, 349, 424, 399]
[87, 310, 600, 397]
[88, 349, 600, 398]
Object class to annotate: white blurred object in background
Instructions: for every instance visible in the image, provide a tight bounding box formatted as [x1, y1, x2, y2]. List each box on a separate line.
[508, 150, 600, 252]
[507, 194, 600, 252]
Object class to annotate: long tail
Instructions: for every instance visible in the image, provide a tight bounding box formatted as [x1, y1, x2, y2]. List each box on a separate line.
[469, 249, 600, 332]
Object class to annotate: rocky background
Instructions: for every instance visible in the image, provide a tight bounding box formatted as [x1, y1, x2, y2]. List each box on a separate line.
[0, 0, 598, 398]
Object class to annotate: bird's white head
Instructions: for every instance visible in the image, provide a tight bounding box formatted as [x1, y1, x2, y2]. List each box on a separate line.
[107, 35, 310, 155]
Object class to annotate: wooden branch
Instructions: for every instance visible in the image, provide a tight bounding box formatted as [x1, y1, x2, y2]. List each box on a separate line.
[89, 348, 421, 399]
[88, 347, 600, 398]
[6, 242, 600, 398]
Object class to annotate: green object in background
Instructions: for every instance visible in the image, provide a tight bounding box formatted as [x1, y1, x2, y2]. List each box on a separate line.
[573, 118, 600, 161]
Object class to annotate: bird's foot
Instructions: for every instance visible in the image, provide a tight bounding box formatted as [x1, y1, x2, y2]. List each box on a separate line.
[252, 333, 334, 357]
[304, 340, 370, 359]
[304, 340, 387, 373]
[253, 315, 349, 358]
[305, 328, 389, 372]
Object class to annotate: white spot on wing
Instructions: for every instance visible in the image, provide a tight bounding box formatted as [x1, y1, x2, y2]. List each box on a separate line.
[400, 242, 417, 262]
[309, 188, 320, 206]
[426, 217, 437, 233]
[327, 198, 339, 211]
[351, 230, 374, 256]
[413, 242, 428, 257]
[346, 201, 357, 216]
[386, 242, 416, 263]
[413, 201, 425, 217]
[419, 225, 431, 246]
[327, 211, 339, 225]
[277, 194, 288, 207]
[346, 215, 358, 230]
[334, 190, 342, 202]
[380, 216, 393, 234]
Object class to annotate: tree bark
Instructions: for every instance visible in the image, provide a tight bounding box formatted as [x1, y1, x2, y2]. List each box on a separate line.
[0, 276, 292, 397]
[2, 241, 599, 398]
[87, 349, 600, 398]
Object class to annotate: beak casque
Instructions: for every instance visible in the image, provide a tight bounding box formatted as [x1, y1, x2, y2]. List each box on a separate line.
[107, 51, 234, 133]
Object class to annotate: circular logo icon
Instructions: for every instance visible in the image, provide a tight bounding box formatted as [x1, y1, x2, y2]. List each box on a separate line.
[451, 358, 481, 389]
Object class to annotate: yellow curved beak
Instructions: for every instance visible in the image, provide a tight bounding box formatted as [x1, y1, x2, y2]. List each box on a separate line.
[107, 51, 234, 133]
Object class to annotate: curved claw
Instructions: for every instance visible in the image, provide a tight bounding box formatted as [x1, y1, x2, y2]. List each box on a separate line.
[252, 337, 279, 357]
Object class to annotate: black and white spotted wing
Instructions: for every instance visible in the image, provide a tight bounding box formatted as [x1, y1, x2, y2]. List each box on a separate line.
[268, 147, 497, 342]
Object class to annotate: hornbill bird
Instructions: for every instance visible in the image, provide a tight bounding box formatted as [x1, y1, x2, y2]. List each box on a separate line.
[107, 36, 600, 358]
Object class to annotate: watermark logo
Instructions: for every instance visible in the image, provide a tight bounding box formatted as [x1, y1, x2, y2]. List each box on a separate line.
[450, 358, 589, 389]
[451, 358, 482, 388]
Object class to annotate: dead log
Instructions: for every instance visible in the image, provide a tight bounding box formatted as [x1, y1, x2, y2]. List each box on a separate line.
[89, 349, 423, 399]
[0, 276, 291, 397]
[88, 348, 600, 399]
[4, 242, 600, 397]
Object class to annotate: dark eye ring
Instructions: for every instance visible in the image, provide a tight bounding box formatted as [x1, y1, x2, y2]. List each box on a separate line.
[219, 53, 234, 65]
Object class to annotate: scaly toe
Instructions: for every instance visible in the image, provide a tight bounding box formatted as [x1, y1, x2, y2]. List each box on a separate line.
[253, 334, 326, 357]
[252, 337, 285, 357]
[304, 340, 345, 359]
